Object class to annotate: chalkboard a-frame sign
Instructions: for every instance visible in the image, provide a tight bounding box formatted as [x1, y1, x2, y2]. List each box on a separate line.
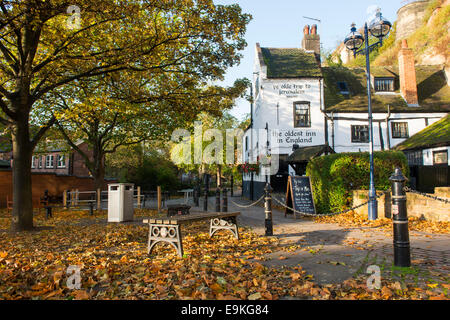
[285, 176, 316, 218]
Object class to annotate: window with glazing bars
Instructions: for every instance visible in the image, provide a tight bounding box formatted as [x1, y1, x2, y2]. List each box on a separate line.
[351, 125, 369, 143]
[374, 78, 394, 92]
[293, 102, 310, 128]
[391, 122, 409, 138]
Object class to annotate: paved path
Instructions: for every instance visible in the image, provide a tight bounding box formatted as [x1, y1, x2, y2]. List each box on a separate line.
[191, 194, 449, 285]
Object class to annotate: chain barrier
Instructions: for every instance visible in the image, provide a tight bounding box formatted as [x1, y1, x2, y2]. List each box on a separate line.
[404, 186, 450, 204]
[229, 194, 265, 208]
[271, 191, 385, 217]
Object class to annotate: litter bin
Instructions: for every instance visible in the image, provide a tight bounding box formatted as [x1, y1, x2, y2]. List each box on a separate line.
[107, 183, 134, 222]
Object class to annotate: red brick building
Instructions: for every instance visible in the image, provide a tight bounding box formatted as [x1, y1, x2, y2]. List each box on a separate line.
[0, 139, 94, 178]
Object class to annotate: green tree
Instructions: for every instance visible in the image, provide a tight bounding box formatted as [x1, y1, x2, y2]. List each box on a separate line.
[0, 0, 251, 231]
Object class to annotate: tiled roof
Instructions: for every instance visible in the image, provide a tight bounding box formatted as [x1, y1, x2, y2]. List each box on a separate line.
[286, 145, 335, 162]
[260, 48, 322, 78]
[394, 114, 450, 151]
[323, 64, 450, 113]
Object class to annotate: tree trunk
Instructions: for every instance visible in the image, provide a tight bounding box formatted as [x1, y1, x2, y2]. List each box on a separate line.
[92, 150, 105, 192]
[11, 118, 34, 231]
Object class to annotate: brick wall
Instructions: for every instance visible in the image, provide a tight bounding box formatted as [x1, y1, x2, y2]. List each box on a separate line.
[398, 40, 418, 105]
[72, 142, 95, 177]
[0, 169, 116, 208]
[353, 187, 450, 222]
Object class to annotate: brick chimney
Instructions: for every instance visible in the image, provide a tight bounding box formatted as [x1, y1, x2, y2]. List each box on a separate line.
[302, 24, 320, 57]
[398, 39, 418, 106]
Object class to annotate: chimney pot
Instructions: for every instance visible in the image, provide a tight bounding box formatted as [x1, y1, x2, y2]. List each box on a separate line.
[402, 39, 408, 49]
[303, 25, 310, 35]
[302, 24, 320, 61]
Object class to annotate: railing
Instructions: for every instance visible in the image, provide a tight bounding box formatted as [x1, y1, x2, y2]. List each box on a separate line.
[64, 186, 146, 209]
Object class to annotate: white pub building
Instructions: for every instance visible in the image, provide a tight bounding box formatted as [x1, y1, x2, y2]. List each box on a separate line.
[242, 25, 449, 199]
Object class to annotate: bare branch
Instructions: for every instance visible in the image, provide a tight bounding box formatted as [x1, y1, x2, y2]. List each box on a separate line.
[0, 96, 15, 119]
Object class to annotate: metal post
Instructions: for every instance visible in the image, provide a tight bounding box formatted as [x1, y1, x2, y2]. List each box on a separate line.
[222, 188, 228, 212]
[203, 175, 208, 211]
[194, 184, 199, 207]
[230, 175, 234, 197]
[137, 186, 141, 208]
[389, 168, 411, 267]
[364, 23, 378, 221]
[215, 187, 221, 212]
[63, 190, 67, 209]
[97, 188, 101, 211]
[45, 206, 52, 219]
[264, 183, 273, 236]
[157, 186, 162, 213]
[89, 201, 94, 216]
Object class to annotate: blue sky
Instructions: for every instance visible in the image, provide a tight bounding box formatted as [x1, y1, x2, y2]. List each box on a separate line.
[213, 0, 405, 121]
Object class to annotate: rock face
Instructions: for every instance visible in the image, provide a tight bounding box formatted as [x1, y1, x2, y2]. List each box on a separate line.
[396, 0, 431, 40]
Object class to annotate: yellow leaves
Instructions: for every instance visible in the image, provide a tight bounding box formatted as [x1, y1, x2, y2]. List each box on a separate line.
[1, 208, 447, 301]
[252, 262, 265, 276]
[208, 283, 223, 294]
[381, 286, 393, 299]
[290, 273, 302, 282]
[429, 294, 449, 300]
[53, 271, 64, 288]
[44, 289, 63, 300]
[315, 210, 450, 234]
[247, 292, 262, 300]
[73, 290, 90, 300]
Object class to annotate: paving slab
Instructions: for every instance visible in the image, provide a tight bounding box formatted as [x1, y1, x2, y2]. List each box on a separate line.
[191, 194, 450, 285]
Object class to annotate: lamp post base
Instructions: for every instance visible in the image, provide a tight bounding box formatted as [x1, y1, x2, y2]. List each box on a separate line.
[368, 198, 378, 221]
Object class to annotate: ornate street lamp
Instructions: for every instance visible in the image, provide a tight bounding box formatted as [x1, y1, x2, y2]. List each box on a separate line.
[344, 8, 392, 221]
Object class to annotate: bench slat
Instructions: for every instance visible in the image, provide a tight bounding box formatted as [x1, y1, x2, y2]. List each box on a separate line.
[143, 212, 240, 225]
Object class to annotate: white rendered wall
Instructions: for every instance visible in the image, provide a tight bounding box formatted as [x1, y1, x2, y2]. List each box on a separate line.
[329, 112, 447, 153]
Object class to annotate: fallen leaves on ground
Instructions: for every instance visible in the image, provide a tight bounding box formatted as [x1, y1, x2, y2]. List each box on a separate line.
[313, 211, 450, 234]
[0, 209, 448, 300]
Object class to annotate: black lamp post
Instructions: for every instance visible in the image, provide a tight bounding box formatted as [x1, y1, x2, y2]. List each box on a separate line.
[344, 9, 391, 221]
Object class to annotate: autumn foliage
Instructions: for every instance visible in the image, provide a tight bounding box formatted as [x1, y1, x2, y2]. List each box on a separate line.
[0, 209, 448, 300]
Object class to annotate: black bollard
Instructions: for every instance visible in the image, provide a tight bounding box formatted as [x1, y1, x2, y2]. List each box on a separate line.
[264, 183, 273, 236]
[230, 176, 234, 197]
[222, 188, 228, 212]
[45, 206, 52, 219]
[194, 184, 200, 207]
[89, 202, 94, 216]
[389, 168, 411, 267]
[203, 188, 208, 211]
[215, 187, 221, 212]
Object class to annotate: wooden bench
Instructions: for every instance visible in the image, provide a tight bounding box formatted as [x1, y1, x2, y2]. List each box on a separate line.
[143, 211, 240, 257]
[45, 200, 97, 218]
[6, 195, 12, 212]
[6, 196, 47, 214]
[167, 204, 191, 217]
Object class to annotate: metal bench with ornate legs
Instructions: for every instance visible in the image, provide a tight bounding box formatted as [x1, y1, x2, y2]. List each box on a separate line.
[143, 211, 240, 257]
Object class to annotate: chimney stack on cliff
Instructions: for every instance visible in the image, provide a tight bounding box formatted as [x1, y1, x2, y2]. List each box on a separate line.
[302, 24, 320, 60]
[398, 39, 419, 106]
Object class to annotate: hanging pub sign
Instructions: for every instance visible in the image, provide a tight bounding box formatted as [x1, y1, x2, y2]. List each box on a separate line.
[285, 176, 316, 219]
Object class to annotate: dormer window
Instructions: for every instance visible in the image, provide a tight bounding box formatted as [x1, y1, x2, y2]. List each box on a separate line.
[374, 77, 394, 92]
[337, 82, 349, 95]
